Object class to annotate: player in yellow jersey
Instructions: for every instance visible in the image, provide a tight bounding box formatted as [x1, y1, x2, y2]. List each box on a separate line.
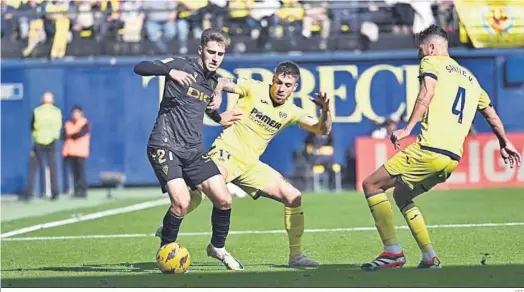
[189, 61, 331, 267]
[360, 25, 521, 271]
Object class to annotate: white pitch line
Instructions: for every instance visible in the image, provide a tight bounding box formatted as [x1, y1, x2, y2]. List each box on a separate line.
[0, 198, 169, 239]
[2, 222, 523, 241]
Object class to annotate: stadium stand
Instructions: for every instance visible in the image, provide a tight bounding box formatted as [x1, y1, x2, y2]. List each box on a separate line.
[1, 0, 463, 59]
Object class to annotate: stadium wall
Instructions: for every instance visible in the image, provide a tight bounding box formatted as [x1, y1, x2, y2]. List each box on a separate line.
[2, 48, 523, 194]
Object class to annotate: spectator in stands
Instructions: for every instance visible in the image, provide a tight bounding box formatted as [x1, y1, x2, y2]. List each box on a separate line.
[96, 0, 122, 42]
[1, 0, 16, 39]
[62, 105, 91, 199]
[120, 0, 144, 44]
[410, 0, 435, 34]
[43, 0, 70, 40]
[227, 0, 257, 38]
[142, 0, 177, 53]
[177, 0, 209, 40]
[435, 0, 454, 32]
[385, 0, 414, 35]
[18, 0, 44, 40]
[302, 0, 331, 50]
[274, 0, 304, 46]
[22, 91, 62, 201]
[71, 0, 95, 39]
[202, 0, 228, 29]
[250, 0, 281, 50]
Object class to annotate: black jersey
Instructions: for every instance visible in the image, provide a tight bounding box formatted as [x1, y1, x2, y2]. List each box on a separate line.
[135, 56, 219, 152]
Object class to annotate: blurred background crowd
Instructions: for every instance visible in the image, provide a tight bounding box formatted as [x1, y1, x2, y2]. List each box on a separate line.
[1, 0, 461, 58]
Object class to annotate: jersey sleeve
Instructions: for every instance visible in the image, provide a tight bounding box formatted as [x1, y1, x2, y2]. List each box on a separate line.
[160, 57, 187, 71]
[419, 57, 438, 81]
[293, 106, 310, 125]
[235, 78, 255, 97]
[478, 88, 493, 110]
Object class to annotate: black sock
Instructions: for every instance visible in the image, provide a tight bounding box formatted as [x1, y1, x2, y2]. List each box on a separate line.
[161, 209, 183, 247]
[211, 207, 231, 248]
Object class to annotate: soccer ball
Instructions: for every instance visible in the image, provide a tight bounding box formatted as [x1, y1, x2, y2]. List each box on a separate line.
[156, 242, 191, 274]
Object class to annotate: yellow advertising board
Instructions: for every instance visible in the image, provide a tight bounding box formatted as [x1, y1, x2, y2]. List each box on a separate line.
[455, 0, 524, 48]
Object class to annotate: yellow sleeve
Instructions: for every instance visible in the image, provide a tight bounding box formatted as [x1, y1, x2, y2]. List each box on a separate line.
[293, 106, 309, 125]
[478, 88, 493, 110]
[235, 78, 254, 97]
[419, 57, 438, 80]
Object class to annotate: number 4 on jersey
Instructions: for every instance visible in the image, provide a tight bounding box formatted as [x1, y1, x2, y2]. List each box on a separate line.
[452, 87, 466, 124]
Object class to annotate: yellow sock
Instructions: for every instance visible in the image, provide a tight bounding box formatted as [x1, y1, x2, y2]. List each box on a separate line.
[401, 202, 432, 251]
[367, 193, 397, 246]
[285, 206, 304, 258]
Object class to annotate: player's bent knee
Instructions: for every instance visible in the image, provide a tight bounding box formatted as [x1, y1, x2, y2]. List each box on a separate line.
[170, 199, 190, 216]
[214, 196, 232, 210]
[282, 189, 302, 207]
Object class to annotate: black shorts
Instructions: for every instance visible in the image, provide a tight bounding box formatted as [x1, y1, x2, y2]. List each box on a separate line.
[147, 146, 220, 193]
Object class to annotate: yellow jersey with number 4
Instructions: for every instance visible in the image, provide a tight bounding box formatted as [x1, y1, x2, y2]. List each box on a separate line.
[417, 56, 492, 160]
[212, 79, 308, 163]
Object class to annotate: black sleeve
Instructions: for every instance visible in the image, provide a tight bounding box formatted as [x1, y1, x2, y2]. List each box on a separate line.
[71, 123, 90, 139]
[133, 57, 187, 76]
[206, 110, 222, 123]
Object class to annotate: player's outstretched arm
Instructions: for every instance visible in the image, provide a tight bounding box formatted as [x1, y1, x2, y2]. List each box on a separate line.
[391, 76, 437, 148]
[215, 77, 247, 96]
[298, 92, 332, 135]
[480, 106, 521, 167]
[133, 60, 171, 76]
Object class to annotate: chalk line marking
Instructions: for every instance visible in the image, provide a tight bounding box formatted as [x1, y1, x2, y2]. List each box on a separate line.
[0, 198, 169, 239]
[3, 222, 523, 241]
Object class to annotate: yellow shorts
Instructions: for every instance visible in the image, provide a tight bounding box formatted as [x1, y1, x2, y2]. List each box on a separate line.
[384, 143, 459, 191]
[209, 144, 281, 198]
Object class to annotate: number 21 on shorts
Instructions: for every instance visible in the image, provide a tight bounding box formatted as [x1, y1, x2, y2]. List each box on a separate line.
[452, 87, 466, 124]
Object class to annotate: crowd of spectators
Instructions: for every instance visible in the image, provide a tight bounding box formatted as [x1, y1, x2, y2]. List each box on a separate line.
[1, 0, 459, 58]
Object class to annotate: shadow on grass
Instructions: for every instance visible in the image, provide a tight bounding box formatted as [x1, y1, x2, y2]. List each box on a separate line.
[2, 263, 524, 288]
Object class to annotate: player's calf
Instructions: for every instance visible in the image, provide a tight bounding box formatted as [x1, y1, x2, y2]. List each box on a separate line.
[160, 179, 191, 247]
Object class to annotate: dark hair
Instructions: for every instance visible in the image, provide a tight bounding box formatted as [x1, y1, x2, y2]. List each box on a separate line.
[275, 61, 300, 79]
[416, 25, 448, 44]
[71, 105, 83, 112]
[201, 28, 231, 47]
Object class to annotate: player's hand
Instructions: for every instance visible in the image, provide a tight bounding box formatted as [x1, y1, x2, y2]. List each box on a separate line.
[390, 128, 410, 149]
[219, 110, 243, 127]
[310, 92, 330, 112]
[168, 69, 196, 87]
[208, 89, 223, 111]
[500, 142, 521, 168]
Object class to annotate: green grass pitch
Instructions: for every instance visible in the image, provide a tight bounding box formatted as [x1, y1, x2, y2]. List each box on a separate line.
[1, 188, 524, 288]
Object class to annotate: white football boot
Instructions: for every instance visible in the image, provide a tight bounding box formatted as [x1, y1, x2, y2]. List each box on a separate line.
[288, 253, 321, 267]
[206, 243, 244, 271]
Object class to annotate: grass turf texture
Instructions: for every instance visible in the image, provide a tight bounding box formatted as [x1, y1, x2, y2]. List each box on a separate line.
[2, 188, 524, 288]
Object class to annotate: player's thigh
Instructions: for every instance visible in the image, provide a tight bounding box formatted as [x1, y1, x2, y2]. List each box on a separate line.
[233, 161, 297, 203]
[362, 165, 397, 196]
[184, 154, 231, 208]
[387, 144, 458, 192]
[147, 147, 190, 206]
[208, 145, 245, 182]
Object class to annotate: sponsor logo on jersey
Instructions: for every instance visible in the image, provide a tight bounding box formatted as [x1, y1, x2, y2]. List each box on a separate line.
[249, 108, 283, 131]
[187, 86, 211, 104]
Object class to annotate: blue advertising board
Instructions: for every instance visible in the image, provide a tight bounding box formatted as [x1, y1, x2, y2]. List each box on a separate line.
[2, 48, 523, 194]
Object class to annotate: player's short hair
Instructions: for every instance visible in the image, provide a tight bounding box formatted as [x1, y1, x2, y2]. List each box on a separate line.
[201, 28, 231, 48]
[416, 25, 448, 44]
[275, 61, 300, 79]
[72, 105, 83, 112]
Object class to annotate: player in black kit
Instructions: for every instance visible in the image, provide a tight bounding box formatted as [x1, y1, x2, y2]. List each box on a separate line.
[134, 28, 244, 270]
